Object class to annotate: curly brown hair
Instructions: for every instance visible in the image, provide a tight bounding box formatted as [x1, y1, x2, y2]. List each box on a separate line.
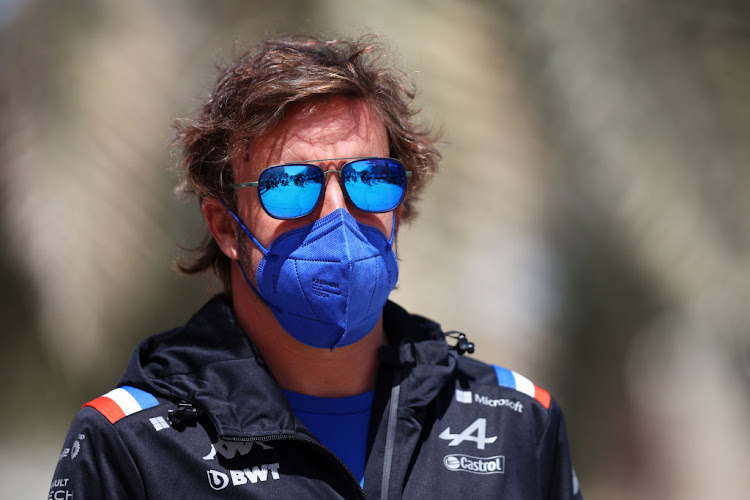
[174, 34, 441, 291]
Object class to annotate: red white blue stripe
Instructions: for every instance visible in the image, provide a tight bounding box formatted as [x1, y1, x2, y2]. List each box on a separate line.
[492, 365, 551, 409]
[84, 386, 159, 424]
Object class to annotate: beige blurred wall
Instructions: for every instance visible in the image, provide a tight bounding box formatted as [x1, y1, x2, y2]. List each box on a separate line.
[1, 0, 749, 498]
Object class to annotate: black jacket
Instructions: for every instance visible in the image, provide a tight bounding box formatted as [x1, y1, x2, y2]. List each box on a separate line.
[50, 295, 582, 499]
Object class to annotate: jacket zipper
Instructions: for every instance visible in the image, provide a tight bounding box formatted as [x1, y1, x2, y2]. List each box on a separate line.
[171, 390, 402, 499]
[380, 369, 401, 500]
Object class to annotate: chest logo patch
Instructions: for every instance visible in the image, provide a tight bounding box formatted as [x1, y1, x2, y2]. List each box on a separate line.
[203, 439, 274, 460]
[444, 454, 505, 474]
[439, 418, 497, 450]
[206, 464, 281, 490]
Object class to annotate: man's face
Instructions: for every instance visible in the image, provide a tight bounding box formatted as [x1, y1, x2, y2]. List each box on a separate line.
[231, 96, 397, 279]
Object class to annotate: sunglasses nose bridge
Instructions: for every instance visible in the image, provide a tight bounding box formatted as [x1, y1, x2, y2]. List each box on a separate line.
[318, 168, 348, 216]
[321, 168, 348, 195]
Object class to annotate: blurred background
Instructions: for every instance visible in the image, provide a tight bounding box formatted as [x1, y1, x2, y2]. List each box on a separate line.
[1, 0, 749, 498]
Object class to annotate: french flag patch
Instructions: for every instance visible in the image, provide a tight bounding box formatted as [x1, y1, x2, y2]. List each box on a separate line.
[84, 386, 159, 424]
[492, 365, 551, 409]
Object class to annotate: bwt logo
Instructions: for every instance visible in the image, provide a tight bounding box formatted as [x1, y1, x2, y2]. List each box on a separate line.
[207, 464, 280, 490]
[443, 454, 505, 475]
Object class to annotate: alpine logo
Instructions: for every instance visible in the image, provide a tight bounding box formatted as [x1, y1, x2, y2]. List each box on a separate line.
[454, 389, 523, 413]
[206, 464, 280, 490]
[443, 454, 505, 474]
[439, 418, 497, 450]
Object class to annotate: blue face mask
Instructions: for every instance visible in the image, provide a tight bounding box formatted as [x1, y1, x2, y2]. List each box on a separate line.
[228, 208, 399, 350]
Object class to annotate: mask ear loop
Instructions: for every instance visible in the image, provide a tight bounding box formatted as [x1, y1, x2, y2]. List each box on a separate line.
[388, 211, 396, 245]
[220, 200, 269, 256]
[219, 200, 275, 309]
[236, 259, 275, 309]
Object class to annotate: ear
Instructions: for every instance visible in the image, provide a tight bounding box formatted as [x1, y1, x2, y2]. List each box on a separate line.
[202, 197, 239, 260]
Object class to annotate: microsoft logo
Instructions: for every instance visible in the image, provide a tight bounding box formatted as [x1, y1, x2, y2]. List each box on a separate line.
[150, 416, 170, 431]
[455, 390, 472, 404]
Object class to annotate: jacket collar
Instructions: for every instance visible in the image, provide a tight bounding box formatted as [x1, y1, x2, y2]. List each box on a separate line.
[119, 294, 456, 438]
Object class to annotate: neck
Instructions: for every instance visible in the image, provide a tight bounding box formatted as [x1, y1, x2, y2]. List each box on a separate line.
[230, 264, 384, 398]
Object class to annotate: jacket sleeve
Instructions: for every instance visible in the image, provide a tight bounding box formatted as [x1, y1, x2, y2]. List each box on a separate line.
[537, 399, 583, 500]
[49, 406, 146, 499]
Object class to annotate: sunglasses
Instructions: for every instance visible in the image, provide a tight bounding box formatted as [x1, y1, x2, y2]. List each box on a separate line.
[228, 157, 412, 220]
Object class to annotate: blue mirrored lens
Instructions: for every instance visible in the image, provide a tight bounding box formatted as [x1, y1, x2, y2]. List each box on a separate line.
[342, 159, 407, 212]
[258, 165, 324, 218]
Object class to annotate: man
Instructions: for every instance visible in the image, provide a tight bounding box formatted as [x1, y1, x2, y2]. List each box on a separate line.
[51, 35, 582, 499]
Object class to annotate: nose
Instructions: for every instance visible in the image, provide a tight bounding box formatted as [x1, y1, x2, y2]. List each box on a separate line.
[318, 170, 348, 217]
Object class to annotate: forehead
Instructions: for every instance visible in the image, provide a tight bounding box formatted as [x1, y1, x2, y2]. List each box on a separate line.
[238, 97, 388, 173]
